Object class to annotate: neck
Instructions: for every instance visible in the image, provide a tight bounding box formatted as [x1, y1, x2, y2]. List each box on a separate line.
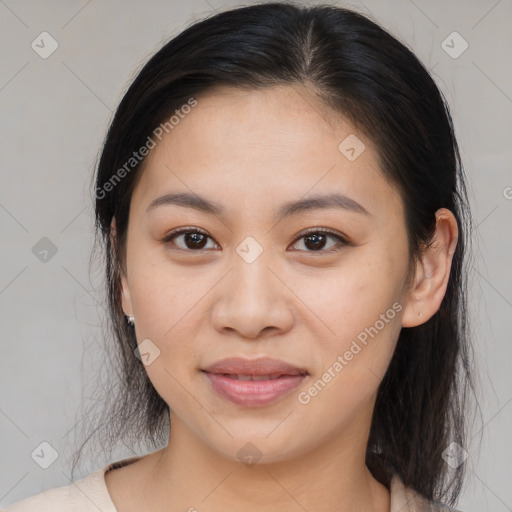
[142, 412, 390, 512]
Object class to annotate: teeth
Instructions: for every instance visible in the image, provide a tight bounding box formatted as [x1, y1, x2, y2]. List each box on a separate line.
[225, 374, 285, 381]
[251, 374, 272, 381]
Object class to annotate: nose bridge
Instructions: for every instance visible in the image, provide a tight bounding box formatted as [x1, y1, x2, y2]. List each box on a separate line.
[230, 234, 278, 305]
[210, 235, 294, 338]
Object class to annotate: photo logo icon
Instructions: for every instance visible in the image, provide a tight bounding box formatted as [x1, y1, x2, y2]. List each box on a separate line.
[134, 338, 161, 366]
[31, 441, 59, 469]
[236, 442, 262, 467]
[236, 236, 263, 264]
[32, 237, 58, 263]
[442, 441, 468, 469]
[31, 32, 59, 59]
[338, 134, 365, 161]
[441, 32, 468, 59]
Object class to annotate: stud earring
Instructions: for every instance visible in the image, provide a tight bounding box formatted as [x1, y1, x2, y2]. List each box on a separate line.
[126, 315, 135, 326]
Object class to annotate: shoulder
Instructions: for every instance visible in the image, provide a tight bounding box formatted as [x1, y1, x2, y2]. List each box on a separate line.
[1, 467, 114, 512]
[390, 475, 464, 512]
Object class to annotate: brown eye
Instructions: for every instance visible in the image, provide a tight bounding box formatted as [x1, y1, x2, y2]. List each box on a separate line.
[163, 227, 218, 251]
[290, 229, 348, 253]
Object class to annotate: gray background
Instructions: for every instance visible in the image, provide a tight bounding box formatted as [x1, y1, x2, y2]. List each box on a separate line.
[1, 0, 511, 510]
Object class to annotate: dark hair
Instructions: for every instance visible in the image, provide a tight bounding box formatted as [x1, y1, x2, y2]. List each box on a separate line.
[72, 2, 476, 506]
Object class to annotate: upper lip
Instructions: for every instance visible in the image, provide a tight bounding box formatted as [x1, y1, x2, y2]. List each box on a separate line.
[203, 357, 308, 376]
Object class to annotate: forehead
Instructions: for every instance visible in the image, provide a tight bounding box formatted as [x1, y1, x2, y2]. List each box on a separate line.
[131, 84, 402, 220]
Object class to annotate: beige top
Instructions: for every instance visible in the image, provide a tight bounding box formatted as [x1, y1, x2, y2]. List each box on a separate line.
[2, 455, 460, 511]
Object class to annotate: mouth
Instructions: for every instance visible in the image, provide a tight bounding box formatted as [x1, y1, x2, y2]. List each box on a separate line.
[202, 357, 308, 407]
[216, 373, 294, 381]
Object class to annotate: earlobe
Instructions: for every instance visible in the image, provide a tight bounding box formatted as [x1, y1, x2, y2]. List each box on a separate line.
[120, 273, 133, 319]
[402, 208, 458, 327]
[111, 217, 134, 317]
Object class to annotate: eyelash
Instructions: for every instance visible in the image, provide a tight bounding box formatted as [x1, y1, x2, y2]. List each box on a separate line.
[161, 226, 349, 254]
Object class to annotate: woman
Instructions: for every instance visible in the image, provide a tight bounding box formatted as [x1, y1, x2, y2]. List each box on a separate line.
[4, 2, 475, 511]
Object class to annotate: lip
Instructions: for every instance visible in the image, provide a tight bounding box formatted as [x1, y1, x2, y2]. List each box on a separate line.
[203, 357, 308, 376]
[202, 357, 308, 407]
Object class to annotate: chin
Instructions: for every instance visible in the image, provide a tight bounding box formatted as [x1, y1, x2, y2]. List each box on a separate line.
[194, 421, 315, 466]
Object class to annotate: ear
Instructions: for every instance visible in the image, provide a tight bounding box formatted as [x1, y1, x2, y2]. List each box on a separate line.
[111, 217, 134, 317]
[402, 208, 458, 327]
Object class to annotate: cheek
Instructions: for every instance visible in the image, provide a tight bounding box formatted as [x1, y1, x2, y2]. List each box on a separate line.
[127, 260, 207, 416]
[291, 249, 405, 394]
[126, 248, 208, 377]
[297, 277, 402, 425]
[128, 244, 204, 328]
[294, 251, 403, 338]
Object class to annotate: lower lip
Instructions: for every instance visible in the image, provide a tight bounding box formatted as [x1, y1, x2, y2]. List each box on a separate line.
[204, 372, 307, 407]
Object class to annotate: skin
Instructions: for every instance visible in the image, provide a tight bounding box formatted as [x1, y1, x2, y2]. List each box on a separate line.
[106, 84, 458, 512]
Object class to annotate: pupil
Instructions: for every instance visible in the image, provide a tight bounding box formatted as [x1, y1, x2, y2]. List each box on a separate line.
[305, 233, 325, 251]
[186, 233, 207, 249]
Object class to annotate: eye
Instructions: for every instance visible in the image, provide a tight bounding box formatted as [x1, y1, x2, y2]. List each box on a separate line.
[289, 228, 349, 253]
[162, 226, 349, 253]
[162, 227, 219, 251]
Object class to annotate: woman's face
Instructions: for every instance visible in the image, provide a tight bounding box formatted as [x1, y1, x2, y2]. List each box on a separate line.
[119, 84, 412, 463]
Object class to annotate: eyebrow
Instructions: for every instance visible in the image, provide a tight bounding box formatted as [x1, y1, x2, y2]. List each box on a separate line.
[146, 192, 369, 219]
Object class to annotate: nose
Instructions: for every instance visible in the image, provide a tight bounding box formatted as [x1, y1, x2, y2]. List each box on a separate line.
[210, 252, 294, 340]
